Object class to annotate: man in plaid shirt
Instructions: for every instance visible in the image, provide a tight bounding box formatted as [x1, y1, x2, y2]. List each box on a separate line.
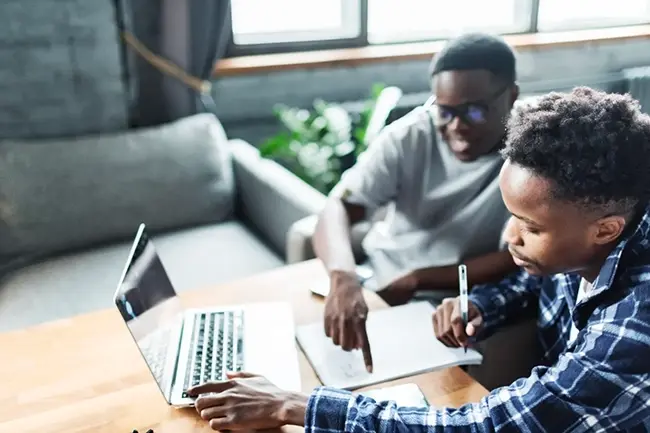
[188, 87, 650, 432]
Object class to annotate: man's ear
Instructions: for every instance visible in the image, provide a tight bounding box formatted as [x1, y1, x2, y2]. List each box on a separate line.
[593, 215, 627, 245]
[509, 83, 520, 107]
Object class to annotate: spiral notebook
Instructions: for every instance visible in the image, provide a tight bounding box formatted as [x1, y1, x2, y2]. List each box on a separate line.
[296, 301, 482, 390]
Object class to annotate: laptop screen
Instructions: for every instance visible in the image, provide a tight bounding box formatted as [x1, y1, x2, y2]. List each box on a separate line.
[114, 225, 183, 399]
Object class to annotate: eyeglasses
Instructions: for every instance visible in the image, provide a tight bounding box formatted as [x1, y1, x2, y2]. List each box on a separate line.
[425, 85, 509, 126]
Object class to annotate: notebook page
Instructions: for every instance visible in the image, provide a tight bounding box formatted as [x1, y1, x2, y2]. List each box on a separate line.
[297, 301, 482, 390]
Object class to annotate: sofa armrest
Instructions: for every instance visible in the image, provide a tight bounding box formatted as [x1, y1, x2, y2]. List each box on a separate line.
[286, 214, 373, 264]
[229, 139, 327, 258]
[286, 215, 318, 264]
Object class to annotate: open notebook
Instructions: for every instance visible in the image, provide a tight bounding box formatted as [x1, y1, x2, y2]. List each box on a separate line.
[296, 301, 482, 390]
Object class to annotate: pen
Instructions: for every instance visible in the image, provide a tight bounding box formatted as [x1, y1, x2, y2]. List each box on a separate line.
[458, 264, 469, 353]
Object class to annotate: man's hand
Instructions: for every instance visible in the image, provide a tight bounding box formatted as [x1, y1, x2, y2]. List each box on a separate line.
[187, 372, 309, 431]
[432, 297, 483, 348]
[376, 272, 419, 306]
[324, 270, 373, 372]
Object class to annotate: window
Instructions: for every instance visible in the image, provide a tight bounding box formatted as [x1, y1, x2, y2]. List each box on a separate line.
[537, 0, 650, 31]
[226, 0, 650, 56]
[231, 0, 361, 45]
[367, 0, 534, 44]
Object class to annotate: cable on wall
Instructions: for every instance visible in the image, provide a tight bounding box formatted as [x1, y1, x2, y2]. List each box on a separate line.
[120, 30, 212, 95]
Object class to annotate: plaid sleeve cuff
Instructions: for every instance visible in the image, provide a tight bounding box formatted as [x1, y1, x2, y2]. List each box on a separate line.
[304, 387, 354, 433]
[468, 288, 503, 338]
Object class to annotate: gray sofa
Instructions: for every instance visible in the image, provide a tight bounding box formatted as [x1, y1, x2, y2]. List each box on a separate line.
[0, 113, 324, 332]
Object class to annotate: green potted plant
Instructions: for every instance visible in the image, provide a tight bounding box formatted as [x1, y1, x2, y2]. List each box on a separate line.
[259, 83, 402, 195]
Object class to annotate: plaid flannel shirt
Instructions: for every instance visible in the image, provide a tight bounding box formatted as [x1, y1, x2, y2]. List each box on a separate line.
[304, 206, 650, 432]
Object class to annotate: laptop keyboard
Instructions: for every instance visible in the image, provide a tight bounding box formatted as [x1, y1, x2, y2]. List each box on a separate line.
[182, 310, 244, 398]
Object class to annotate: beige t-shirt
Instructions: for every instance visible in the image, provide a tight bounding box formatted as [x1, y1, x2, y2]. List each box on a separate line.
[331, 106, 510, 289]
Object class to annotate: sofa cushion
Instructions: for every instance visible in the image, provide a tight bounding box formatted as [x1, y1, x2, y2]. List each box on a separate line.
[0, 113, 235, 269]
[0, 222, 283, 332]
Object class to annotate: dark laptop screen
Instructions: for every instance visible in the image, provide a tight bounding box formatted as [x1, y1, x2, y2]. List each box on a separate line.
[116, 229, 177, 321]
[114, 225, 183, 400]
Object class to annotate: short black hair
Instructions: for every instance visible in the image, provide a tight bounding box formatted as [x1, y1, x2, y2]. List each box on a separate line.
[430, 32, 517, 83]
[502, 87, 650, 216]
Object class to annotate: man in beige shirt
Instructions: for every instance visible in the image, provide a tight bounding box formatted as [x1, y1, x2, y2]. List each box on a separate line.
[313, 33, 520, 371]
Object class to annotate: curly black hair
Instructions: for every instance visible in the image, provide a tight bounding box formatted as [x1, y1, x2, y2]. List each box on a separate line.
[502, 86, 650, 216]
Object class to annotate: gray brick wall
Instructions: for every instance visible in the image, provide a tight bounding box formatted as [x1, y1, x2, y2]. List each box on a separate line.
[0, 0, 128, 140]
[214, 38, 650, 146]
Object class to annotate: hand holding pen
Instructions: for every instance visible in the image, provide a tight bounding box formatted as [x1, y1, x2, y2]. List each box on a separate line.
[431, 265, 484, 349]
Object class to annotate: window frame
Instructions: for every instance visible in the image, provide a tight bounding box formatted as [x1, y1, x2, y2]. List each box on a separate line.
[224, 0, 650, 57]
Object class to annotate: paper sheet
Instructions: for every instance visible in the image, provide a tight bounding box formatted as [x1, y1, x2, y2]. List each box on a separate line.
[296, 301, 482, 390]
[360, 383, 429, 407]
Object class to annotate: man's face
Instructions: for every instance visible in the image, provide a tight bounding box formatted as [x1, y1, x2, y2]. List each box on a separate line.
[433, 69, 517, 162]
[499, 160, 625, 277]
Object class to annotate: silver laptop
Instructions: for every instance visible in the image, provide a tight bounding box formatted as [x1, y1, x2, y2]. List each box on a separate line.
[113, 223, 301, 407]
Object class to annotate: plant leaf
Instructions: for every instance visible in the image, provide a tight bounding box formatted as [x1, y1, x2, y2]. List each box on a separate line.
[260, 82, 391, 195]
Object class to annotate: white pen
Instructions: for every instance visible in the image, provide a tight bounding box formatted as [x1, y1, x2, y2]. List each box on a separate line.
[458, 264, 469, 353]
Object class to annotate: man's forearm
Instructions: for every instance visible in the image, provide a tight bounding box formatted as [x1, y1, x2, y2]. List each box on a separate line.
[414, 250, 517, 291]
[312, 198, 363, 274]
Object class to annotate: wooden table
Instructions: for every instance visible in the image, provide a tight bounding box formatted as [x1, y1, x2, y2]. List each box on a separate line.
[0, 260, 488, 433]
